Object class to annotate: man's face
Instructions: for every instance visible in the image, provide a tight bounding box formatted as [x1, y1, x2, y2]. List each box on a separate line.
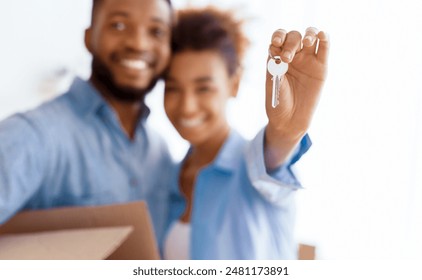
[85, 0, 172, 101]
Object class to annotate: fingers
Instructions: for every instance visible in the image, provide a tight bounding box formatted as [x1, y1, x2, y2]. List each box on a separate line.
[269, 27, 329, 62]
[269, 30, 302, 63]
[302, 27, 319, 54]
[280, 31, 302, 63]
[316, 31, 330, 63]
[271, 29, 287, 48]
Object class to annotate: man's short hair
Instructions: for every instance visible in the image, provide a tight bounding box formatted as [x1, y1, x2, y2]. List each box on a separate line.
[91, 0, 173, 24]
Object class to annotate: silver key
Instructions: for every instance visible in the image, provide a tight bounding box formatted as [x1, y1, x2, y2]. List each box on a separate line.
[267, 57, 288, 108]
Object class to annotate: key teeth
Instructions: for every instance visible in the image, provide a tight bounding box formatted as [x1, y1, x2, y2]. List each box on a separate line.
[268, 57, 285, 109]
[273, 75, 280, 108]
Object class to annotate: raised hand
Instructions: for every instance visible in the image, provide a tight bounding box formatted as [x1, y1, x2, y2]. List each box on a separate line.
[264, 27, 330, 169]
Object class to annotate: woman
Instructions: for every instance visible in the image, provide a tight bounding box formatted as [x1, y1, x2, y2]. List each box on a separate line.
[163, 7, 329, 259]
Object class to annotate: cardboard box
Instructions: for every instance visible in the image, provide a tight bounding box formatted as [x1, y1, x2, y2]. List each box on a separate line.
[0, 201, 160, 260]
[298, 243, 316, 260]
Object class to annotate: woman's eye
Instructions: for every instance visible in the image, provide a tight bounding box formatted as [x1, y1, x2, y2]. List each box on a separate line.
[197, 86, 211, 93]
[165, 86, 178, 93]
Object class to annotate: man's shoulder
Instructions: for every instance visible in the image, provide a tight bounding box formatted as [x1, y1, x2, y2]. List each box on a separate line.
[0, 94, 74, 154]
[19, 93, 75, 127]
[32, 92, 74, 117]
[0, 83, 87, 141]
[8, 78, 95, 125]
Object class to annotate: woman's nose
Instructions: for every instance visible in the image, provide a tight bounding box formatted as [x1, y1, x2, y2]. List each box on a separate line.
[180, 93, 198, 116]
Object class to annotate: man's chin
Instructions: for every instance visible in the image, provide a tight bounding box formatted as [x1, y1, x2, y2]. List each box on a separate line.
[111, 85, 149, 102]
[115, 80, 150, 94]
[91, 56, 160, 103]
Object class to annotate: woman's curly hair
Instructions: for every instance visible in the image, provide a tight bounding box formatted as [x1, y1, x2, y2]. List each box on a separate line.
[171, 6, 249, 76]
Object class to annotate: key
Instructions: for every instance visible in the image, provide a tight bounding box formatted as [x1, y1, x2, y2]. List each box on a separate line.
[267, 57, 288, 108]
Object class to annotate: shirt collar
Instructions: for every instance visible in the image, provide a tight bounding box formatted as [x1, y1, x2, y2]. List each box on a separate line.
[174, 129, 245, 189]
[208, 129, 245, 173]
[68, 77, 151, 121]
[68, 77, 108, 116]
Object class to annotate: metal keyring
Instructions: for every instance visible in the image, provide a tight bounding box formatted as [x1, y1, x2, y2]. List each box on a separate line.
[268, 48, 282, 63]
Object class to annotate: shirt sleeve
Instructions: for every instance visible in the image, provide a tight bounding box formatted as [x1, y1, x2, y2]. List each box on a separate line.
[245, 127, 312, 205]
[0, 114, 46, 224]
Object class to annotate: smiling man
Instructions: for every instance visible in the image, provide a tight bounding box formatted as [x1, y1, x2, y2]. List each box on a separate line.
[0, 0, 174, 246]
[87, 0, 172, 137]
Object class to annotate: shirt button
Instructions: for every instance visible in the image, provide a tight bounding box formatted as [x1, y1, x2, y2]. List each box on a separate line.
[129, 178, 139, 188]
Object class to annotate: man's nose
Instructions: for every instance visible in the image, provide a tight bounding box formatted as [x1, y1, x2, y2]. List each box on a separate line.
[125, 28, 152, 52]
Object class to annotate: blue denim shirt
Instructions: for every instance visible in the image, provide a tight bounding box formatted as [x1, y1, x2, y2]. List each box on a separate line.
[0, 78, 174, 244]
[167, 129, 311, 259]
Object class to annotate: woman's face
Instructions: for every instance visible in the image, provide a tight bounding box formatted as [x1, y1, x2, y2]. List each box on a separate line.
[164, 50, 238, 146]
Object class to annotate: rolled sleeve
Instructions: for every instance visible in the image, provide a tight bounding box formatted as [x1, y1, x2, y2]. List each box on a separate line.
[245, 127, 311, 204]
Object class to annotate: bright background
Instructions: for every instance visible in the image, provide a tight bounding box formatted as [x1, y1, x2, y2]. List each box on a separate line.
[0, 0, 421, 259]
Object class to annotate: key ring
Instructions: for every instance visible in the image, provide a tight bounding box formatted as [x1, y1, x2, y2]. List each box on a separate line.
[268, 48, 282, 63]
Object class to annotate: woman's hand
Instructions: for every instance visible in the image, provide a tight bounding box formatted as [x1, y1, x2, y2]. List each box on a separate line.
[264, 27, 330, 170]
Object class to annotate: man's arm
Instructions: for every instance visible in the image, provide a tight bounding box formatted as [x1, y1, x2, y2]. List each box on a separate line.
[0, 114, 46, 224]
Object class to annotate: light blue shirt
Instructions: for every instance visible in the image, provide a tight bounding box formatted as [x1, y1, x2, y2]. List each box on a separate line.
[0, 78, 174, 244]
[167, 129, 311, 259]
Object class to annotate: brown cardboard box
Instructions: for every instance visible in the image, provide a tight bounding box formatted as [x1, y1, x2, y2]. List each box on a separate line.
[298, 243, 316, 260]
[0, 201, 160, 260]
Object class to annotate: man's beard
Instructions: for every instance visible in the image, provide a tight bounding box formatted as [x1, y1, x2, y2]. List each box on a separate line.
[90, 56, 160, 103]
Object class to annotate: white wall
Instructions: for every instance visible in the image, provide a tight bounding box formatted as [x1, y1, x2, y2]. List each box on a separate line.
[0, 0, 92, 118]
[1, 0, 421, 259]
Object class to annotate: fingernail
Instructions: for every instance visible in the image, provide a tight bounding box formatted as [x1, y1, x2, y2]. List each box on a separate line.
[283, 51, 293, 61]
[272, 36, 282, 45]
[321, 32, 330, 42]
[304, 35, 313, 45]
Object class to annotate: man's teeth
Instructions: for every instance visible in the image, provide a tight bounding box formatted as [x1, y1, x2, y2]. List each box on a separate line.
[121, 59, 148, 70]
[180, 118, 204, 128]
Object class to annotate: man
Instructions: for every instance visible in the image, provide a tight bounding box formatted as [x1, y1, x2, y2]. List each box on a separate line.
[0, 0, 174, 244]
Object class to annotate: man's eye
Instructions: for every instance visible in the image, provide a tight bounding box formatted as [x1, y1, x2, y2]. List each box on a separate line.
[151, 27, 167, 38]
[111, 22, 126, 31]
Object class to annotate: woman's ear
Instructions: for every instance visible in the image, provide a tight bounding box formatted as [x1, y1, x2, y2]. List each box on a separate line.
[230, 66, 243, 98]
[84, 28, 93, 54]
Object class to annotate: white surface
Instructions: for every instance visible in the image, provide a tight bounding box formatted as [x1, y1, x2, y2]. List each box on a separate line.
[164, 221, 191, 260]
[0, 260, 421, 280]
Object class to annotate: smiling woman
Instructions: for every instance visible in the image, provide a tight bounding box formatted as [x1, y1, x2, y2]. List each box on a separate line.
[166, 0, 422, 259]
[164, 51, 237, 147]
[160, 5, 329, 259]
